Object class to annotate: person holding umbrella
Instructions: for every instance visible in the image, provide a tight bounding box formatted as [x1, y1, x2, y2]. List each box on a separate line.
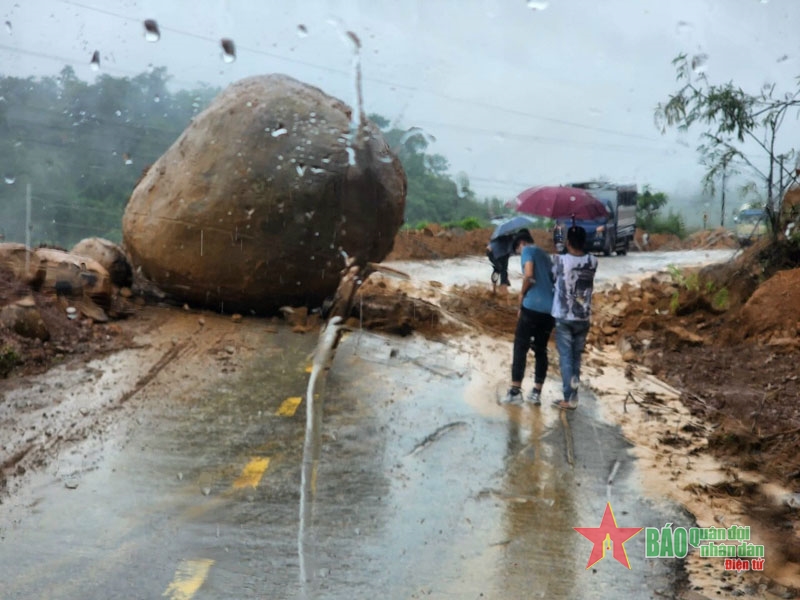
[487, 215, 535, 294]
[502, 228, 555, 405]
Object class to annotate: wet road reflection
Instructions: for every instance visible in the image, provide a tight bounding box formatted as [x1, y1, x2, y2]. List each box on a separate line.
[0, 323, 688, 599]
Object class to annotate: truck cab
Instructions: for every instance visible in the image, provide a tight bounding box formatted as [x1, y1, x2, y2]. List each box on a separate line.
[558, 181, 637, 255]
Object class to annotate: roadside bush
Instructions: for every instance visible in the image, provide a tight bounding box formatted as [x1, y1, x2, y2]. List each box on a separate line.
[444, 217, 483, 231]
[650, 210, 686, 239]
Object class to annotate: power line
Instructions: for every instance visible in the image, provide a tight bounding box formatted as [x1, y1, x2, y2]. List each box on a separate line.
[49, 0, 663, 143]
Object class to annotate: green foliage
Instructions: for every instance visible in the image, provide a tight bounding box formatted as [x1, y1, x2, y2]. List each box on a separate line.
[369, 113, 491, 225]
[712, 287, 730, 311]
[655, 53, 800, 237]
[0, 68, 219, 247]
[0, 346, 20, 378]
[649, 210, 686, 239]
[637, 186, 668, 230]
[443, 217, 484, 231]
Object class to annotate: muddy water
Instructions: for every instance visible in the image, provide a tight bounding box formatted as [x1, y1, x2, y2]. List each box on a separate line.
[0, 317, 690, 599]
[386, 248, 737, 290]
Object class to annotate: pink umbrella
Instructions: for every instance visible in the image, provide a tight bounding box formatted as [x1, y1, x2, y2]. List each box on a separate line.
[514, 186, 609, 221]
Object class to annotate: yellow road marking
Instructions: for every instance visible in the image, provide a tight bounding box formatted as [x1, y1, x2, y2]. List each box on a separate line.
[163, 559, 214, 600]
[275, 396, 302, 417]
[233, 457, 270, 489]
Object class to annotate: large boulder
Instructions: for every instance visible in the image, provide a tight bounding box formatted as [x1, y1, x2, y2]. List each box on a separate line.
[122, 74, 406, 313]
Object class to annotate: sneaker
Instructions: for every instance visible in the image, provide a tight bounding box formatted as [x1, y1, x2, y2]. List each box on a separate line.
[526, 388, 542, 405]
[553, 399, 578, 411]
[502, 388, 523, 405]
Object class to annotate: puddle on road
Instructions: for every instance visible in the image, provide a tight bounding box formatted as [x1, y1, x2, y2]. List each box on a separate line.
[1, 314, 689, 599]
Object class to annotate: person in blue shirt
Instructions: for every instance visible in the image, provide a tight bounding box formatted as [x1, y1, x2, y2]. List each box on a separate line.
[503, 229, 555, 405]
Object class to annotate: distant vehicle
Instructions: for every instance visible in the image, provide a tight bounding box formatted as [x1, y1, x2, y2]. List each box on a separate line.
[734, 207, 769, 246]
[553, 214, 611, 255]
[553, 181, 638, 255]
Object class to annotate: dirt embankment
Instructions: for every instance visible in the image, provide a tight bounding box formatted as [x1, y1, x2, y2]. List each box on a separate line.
[386, 225, 738, 262]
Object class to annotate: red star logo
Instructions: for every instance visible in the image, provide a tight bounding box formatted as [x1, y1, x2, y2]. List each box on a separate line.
[574, 502, 642, 569]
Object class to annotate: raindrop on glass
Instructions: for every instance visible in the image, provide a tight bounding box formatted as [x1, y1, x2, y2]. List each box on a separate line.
[691, 53, 709, 74]
[346, 30, 361, 49]
[4, 20, 11, 35]
[143, 19, 160, 42]
[90, 50, 101, 71]
[296, 165, 306, 176]
[221, 38, 236, 63]
[4, 176, 16, 185]
[297, 24, 308, 37]
[271, 128, 288, 138]
[115, 109, 122, 117]
[777, 54, 789, 63]
[153, 94, 160, 103]
[201, 487, 211, 496]
[526, 0, 549, 10]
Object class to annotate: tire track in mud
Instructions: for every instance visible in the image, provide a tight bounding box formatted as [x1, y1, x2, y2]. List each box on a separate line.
[0, 315, 236, 501]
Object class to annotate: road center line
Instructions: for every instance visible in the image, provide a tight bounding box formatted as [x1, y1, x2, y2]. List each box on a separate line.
[276, 396, 302, 417]
[233, 457, 271, 489]
[163, 559, 214, 600]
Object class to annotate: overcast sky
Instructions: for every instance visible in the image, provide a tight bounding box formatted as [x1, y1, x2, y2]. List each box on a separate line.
[2, 0, 800, 219]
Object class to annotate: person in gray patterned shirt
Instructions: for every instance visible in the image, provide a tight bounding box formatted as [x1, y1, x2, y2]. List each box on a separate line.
[550, 225, 597, 410]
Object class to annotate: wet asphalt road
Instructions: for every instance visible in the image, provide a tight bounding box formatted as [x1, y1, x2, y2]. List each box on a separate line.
[0, 248, 729, 599]
[0, 320, 695, 599]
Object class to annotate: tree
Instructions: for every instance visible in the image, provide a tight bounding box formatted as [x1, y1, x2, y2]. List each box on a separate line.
[655, 53, 800, 238]
[368, 114, 490, 225]
[637, 186, 668, 230]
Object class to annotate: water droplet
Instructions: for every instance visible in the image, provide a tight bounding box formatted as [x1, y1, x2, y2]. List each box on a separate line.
[153, 94, 160, 103]
[221, 38, 236, 63]
[4, 20, 11, 35]
[271, 128, 288, 138]
[526, 0, 549, 10]
[115, 109, 122, 117]
[296, 165, 306, 176]
[90, 50, 101, 71]
[777, 54, 789, 63]
[122, 153, 133, 165]
[201, 487, 211, 496]
[143, 19, 160, 42]
[4, 176, 16, 185]
[345, 30, 361, 49]
[177, 472, 183, 480]
[346, 147, 356, 165]
[398, 126, 437, 146]
[691, 53, 709, 74]
[297, 24, 308, 37]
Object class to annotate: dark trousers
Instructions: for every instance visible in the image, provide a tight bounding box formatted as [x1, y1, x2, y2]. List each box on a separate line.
[487, 250, 510, 286]
[512, 307, 555, 384]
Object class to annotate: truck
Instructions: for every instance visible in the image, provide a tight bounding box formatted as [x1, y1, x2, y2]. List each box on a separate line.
[557, 181, 638, 255]
[733, 206, 769, 246]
